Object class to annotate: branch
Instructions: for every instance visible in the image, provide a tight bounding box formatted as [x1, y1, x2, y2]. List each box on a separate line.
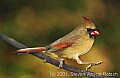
[0, 33, 111, 78]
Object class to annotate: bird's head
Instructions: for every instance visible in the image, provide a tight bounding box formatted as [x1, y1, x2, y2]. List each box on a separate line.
[82, 17, 100, 38]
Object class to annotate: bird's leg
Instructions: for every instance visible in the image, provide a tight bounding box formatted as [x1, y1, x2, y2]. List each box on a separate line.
[58, 59, 65, 68]
[75, 57, 103, 71]
[48, 53, 64, 69]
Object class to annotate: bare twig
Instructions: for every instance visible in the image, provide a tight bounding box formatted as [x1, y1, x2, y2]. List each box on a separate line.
[0, 33, 112, 78]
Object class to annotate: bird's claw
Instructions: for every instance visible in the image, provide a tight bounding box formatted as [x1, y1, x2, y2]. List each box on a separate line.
[86, 61, 104, 71]
[86, 64, 92, 71]
[58, 59, 64, 69]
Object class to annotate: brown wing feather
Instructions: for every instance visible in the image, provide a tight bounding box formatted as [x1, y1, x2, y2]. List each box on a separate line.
[52, 43, 68, 48]
[48, 35, 80, 52]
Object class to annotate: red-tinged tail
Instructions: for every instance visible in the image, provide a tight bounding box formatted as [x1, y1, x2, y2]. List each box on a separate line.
[16, 47, 46, 53]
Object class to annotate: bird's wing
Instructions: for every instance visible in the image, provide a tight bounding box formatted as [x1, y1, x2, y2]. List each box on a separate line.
[47, 35, 80, 52]
[47, 42, 70, 52]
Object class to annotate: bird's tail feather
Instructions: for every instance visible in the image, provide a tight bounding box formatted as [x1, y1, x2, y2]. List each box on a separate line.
[16, 47, 46, 53]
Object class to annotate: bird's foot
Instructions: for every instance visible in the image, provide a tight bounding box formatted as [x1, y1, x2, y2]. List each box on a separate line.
[86, 61, 104, 71]
[58, 59, 64, 69]
[76, 58, 103, 71]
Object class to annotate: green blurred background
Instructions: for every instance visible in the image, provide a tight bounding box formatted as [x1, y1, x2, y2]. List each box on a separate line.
[0, 0, 119, 78]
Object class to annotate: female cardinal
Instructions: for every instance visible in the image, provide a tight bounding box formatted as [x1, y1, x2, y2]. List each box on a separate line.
[17, 17, 103, 70]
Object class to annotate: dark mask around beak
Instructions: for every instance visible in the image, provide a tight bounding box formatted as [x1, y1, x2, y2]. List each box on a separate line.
[87, 28, 100, 37]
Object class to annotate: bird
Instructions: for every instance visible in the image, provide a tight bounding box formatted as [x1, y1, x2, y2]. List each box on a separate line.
[16, 17, 103, 70]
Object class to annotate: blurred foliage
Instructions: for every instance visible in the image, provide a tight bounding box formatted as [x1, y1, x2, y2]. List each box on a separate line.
[0, 0, 120, 78]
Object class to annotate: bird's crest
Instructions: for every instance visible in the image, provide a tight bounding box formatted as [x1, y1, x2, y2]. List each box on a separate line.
[82, 17, 95, 26]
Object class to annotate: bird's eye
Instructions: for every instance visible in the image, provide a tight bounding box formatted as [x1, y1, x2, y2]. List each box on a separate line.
[87, 28, 91, 31]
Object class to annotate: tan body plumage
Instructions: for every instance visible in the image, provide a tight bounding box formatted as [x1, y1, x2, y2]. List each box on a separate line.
[49, 26, 94, 60]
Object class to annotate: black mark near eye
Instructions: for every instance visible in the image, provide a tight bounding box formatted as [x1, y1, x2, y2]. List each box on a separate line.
[87, 28, 96, 32]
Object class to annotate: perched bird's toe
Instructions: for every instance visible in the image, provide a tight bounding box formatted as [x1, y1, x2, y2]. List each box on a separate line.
[58, 59, 64, 68]
[97, 61, 104, 65]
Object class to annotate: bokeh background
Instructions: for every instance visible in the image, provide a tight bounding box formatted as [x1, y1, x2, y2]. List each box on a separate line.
[0, 0, 119, 78]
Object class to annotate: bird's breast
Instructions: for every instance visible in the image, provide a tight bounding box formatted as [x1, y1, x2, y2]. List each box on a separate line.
[60, 38, 94, 59]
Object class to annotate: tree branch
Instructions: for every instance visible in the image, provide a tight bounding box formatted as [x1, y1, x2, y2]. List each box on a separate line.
[0, 33, 111, 78]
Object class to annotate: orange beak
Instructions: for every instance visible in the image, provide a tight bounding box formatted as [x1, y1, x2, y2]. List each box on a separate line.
[91, 29, 100, 36]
